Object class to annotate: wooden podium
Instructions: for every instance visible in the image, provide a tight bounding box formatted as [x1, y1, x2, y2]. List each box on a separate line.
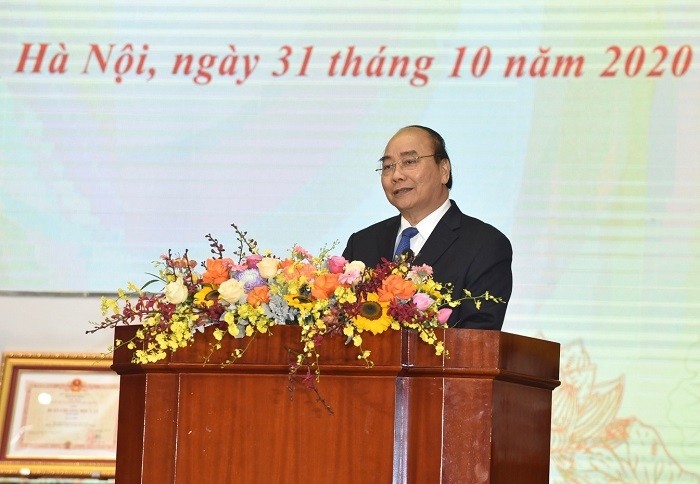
[112, 326, 559, 483]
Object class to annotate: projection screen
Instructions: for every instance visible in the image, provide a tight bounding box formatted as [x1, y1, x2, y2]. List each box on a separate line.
[1, 1, 698, 480]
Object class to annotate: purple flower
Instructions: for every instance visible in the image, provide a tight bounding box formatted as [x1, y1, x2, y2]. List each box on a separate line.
[235, 269, 265, 292]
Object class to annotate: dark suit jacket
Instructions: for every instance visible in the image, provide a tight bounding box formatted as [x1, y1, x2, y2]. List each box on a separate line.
[342, 201, 512, 330]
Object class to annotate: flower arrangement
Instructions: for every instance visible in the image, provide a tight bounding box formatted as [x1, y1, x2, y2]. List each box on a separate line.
[90, 224, 501, 378]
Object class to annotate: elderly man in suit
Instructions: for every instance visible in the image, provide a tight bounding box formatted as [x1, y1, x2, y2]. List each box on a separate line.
[342, 125, 512, 330]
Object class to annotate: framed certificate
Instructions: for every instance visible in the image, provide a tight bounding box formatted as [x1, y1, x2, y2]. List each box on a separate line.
[0, 353, 119, 478]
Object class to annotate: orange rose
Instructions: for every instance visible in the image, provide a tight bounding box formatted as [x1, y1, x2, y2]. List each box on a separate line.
[378, 274, 417, 302]
[311, 273, 340, 299]
[247, 285, 270, 307]
[299, 264, 316, 280]
[279, 260, 316, 282]
[202, 258, 231, 285]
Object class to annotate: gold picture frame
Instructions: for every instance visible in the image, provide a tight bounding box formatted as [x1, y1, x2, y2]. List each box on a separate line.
[0, 353, 118, 478]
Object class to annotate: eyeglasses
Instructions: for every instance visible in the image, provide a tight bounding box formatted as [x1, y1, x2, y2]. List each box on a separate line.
[376, 154, 437, 176]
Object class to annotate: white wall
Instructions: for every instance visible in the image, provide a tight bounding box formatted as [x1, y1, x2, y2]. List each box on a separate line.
[0, 295, 113, 357]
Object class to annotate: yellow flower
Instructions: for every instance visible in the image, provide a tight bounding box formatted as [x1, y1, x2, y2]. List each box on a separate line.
[101, 297, 119, 315]
[126, 282, 141, 294]
[435, 341, 445, 356]
[238, 304, 262, 320]
[419, 331, 435, 344]
[335, 286, 357, 304]
[353, 293, 392, 335]
[194, 285, 215, 307]
[285, 293, 314, 312]
[255, 319, 269, 333]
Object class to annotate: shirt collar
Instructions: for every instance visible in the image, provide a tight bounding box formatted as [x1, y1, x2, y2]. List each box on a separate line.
[397, 199, 452, 253]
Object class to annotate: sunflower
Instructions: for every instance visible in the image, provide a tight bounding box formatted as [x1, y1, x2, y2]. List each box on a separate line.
[353, 293, 392, 335]
[193, 285, 216, 308]
[284, 293, 315, 312]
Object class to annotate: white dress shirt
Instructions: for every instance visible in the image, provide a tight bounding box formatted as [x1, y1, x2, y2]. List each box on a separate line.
[394, 199, 452, 257]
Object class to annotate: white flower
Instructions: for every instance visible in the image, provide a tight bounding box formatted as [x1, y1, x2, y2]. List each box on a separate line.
[164, 277, 188, 305]
[344, 260, 366, 274]
[257, 257, 280, 278]
[218, 278, 246, 304]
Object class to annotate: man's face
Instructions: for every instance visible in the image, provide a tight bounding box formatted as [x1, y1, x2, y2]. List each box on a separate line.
[380, 127, 450, 225]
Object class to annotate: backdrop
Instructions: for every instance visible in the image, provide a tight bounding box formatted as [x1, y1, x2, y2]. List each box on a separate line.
[1, 1, 699, 481]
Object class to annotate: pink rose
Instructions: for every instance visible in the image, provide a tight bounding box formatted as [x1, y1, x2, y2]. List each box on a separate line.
[437, 308, 452, 324]
[246, 254, 263, 269]
[229, 262, 247, 272]
[327, 255, 348, 274]
[412, 293, 434, 311]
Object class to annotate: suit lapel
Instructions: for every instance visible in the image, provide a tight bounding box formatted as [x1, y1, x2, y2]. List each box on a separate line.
[414, 202, 462, 266]
[381, 216, 401, 260]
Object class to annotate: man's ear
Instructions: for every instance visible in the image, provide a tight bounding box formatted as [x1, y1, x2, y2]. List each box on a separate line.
[441, 158, 451, 184]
